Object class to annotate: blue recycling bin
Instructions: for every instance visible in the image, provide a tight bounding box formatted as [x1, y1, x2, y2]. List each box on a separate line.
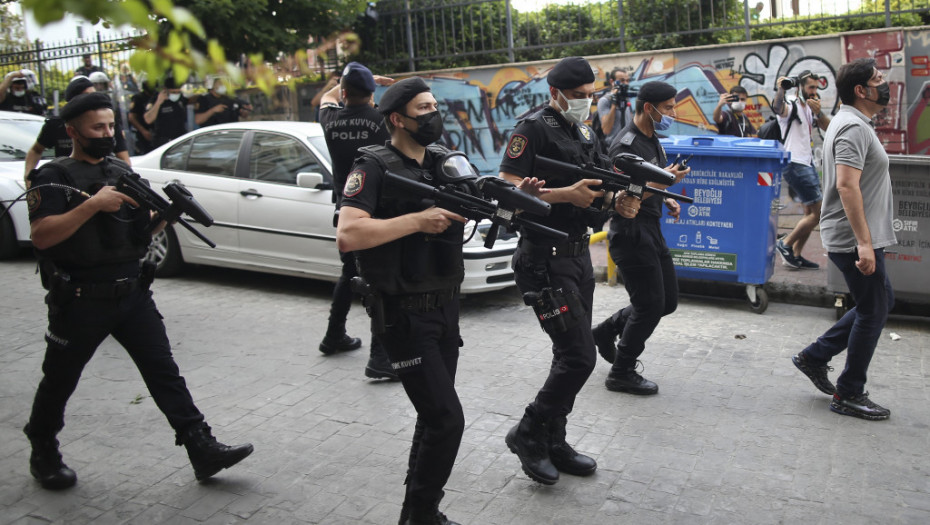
[658, 135, 790, 313]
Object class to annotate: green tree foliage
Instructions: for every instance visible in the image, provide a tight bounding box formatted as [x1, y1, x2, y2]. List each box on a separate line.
[0, 3, 27, 52]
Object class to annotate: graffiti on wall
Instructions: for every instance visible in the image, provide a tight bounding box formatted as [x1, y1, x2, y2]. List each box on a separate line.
[370, 28, 929, 173]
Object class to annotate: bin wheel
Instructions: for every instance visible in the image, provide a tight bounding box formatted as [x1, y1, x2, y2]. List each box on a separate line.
[747, 286, 768, 314]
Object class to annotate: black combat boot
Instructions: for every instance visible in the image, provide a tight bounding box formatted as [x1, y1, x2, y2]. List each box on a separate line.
[319, 333, 362, 355]
[592, 319, 618, 364]
[605, 352, 658, 395]
[402, 505, 461, 525]
[24, 425, 77, 490]
[505, 406, 559, 485]
[365, 345, 399, 380]
[179, 423, 254, 481]
[548, 415, 597, 476]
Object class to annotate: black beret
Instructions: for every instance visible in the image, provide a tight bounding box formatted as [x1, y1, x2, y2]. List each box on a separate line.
[378, 77, 430, 115]
[60, 92, 113, 122]
[341, 62, 376, 93]
[637, 81, 678, 103]
[546, 56, 596, 89]
[65, 76, 94, 102]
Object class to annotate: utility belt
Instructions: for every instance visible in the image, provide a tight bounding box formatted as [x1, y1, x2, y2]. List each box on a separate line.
[519, 233, 590, 258]
[44, 261, 156, 302]
[351, 276, 457, 334]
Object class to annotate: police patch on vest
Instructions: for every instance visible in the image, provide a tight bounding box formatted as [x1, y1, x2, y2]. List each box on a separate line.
[507, 134, 528, 159]
[543, 115, 560, 127]
[344, 170, 365, 197]
[26, 188, 41, 213]
[578, 125, 592, 141]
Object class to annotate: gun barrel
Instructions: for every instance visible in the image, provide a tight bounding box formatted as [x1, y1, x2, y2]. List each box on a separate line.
[612, 153, 675, 186]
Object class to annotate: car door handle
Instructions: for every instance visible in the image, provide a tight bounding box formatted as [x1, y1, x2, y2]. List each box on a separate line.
[240, 189, 263, 198]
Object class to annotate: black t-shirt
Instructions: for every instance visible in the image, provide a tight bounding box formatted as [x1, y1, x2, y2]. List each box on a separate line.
[36, 116, 129, 157]
[319, 102, 390, 205]
[607, 121, 668, 221]
[129, 91, 152, 131]
[498, 106, 603, 240]
[152, 96, 188, 145]
[75, 65, 103, 77]
[717, 110, 756, 138]
[194, 92, 240, 127]
[0, 91, 46, 116]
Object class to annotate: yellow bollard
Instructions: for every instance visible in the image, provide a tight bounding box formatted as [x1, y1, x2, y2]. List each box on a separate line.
[589, 231, 617, 286]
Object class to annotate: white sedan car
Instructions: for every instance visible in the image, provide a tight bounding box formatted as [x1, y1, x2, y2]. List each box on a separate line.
[132, 121, 517, 294]
[0, 111, 54, 259]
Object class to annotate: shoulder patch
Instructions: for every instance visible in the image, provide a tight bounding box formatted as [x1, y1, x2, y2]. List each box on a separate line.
[507, 134, 528, 159]
[578, 125, 592, 141]
[26, 189, 41, 213]
[344, 170, 365, 197]
[543, 115, 560, 127]
[620, 131, 636, 146]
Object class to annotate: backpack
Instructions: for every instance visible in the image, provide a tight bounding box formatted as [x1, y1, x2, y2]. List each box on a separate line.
[757, 100, 799, 143]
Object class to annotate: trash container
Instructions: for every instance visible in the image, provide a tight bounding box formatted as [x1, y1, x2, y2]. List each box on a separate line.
[829, 154, 930, 318]
[658, 135, 791, 313]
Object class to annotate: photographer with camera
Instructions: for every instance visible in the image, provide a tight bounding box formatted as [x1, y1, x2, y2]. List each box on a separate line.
[713, 86, 756, 137]
[773, 71, 831, 270]
[22, 92, 253, 490]
[596, 68, 635, 144]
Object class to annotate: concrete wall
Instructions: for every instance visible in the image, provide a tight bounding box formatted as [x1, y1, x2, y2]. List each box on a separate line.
[360, 26, 930, 174]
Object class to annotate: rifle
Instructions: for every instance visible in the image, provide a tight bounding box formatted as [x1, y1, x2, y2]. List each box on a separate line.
[382, 172, 568, 249]
[534, 153, 694, 204]
[115, 172, 217, 248]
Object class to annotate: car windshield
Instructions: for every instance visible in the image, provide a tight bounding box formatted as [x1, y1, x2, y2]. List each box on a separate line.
[0, 116, 51, 161]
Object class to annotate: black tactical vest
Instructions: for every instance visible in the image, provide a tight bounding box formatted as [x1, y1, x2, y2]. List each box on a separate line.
[352, 144, 465, 296]
[36, 157, 151, 268]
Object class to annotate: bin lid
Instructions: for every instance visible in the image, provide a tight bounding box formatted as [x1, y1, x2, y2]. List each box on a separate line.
[660, 135, 790, 161]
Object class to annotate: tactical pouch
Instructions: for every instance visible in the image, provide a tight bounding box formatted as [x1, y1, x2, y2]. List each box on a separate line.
[351, 276, 385, 335]
[140, 260, 156, 288]
[523, 287, 584, 335]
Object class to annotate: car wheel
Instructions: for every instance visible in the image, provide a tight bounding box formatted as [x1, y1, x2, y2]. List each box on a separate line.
[0, 212, 22, 260]
[146, 225, 183, 277]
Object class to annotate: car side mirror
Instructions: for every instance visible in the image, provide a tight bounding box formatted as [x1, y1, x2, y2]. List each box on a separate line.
[296, 172, 330, 190]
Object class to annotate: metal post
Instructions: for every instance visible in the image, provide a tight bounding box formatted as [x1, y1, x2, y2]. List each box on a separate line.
[96, 31, 104, 71]
[885, 0, 891, 27]
[404, 0, 416, 72]
[34, 40, 45, 105]
[743, 0, 751, 41]
[505, 0, 515, 63]
[618, 0, 626, 53]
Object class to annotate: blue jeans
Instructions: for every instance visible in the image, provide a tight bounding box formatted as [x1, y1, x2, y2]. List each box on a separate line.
[803, 249, 894, 397]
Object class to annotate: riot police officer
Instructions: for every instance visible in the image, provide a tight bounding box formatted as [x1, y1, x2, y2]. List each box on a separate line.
[24, 76, 131, 180]
[318, 62, 397, 379]
[144, 76, 188, 147]
[592, 81, 690, 395]
[497, 56, 640, 485]
[128, 80, 155, 154]
[0, 70, 46, 116]
[23, 92, 252, 490]
[336, 77, 474, 525]
[194, 77, 252, 128]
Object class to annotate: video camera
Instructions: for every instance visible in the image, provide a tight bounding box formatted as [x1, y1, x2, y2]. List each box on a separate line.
[115, 172, 217, 248]
[612, 82, 638, 107]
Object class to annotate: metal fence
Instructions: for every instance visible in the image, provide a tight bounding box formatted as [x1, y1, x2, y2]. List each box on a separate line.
[365, 0, 930, 71]
[1, 32, 143, 111]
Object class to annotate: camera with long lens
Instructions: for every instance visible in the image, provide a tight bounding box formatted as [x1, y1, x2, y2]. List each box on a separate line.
[611, 82, 638, 107]
[780, 77, 799, 90]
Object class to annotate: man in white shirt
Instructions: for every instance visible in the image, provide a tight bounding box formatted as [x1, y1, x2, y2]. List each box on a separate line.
[773, 71, 830, 269]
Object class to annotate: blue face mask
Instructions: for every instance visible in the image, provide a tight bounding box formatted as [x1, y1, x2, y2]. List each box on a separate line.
[650, 106, 674, 131]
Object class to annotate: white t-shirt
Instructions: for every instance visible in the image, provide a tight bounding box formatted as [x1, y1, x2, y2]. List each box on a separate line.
[777, 97, 815, 166]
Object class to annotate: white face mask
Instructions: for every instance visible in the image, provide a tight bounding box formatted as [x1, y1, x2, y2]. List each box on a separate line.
[730, 101, 745, 112]
[216, 85, 227, 96]
[168, 93, 181, 102]
[12, 89, 25, 97]
[557, 90, 590, 125]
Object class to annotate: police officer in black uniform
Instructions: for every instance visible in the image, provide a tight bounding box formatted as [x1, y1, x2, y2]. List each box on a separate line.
[128, 80, 155, 154]
[498, 56, 641, 486]
[23, 92, 253, 490]
[24, 76, 131, 180]
[144, 76, 188, 147]
[74, 54, 103, 77]
[0, 70, 46, 116]
[592, 81, 690, 395]
[318, 62, 397, 379]
[194, 77, 252, 128]
[337, 77, 493, 525]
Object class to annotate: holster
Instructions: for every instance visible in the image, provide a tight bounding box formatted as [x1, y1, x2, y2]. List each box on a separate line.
[351, 276, 385, 335]
[522, 286, 584, 335]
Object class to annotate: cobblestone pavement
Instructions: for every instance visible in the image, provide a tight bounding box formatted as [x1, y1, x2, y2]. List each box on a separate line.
[1, 256, 928, 525]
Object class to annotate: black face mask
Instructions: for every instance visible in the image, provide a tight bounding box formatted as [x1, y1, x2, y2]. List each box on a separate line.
[77, 132, 116, 159]
[868, 83, 891, 107]
[402, 110, 443, 146]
